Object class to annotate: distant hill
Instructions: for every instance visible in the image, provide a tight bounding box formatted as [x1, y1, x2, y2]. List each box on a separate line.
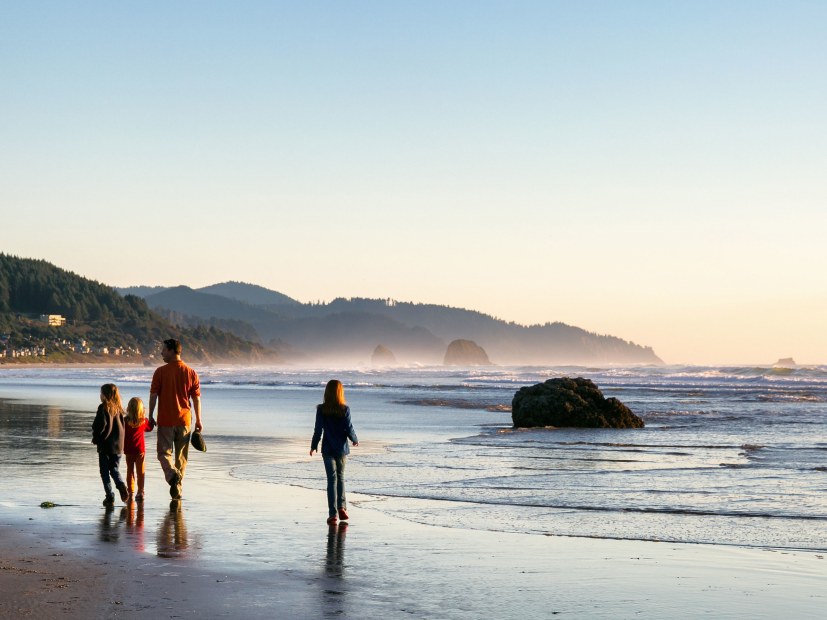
[126, 281, 663, 365]
[146, 286, 281, 325]
[117, 285, 169, 298]
[121, 282, 301, 309]
[198, 281, 300, 307]
[0, 254, 278, 364]
[132, 286, 443, 362]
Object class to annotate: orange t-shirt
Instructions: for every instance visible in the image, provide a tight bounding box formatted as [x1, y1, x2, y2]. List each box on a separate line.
[150, 360, 201, 427]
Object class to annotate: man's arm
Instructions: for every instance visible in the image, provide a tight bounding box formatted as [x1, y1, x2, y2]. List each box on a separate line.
[149, 393, 158, 425]
[192, 396, 202, 432]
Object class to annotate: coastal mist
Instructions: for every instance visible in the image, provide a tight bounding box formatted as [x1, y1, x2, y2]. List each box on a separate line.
[1, 364, 825, 551]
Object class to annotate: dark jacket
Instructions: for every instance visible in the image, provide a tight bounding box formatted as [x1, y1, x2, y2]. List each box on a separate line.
[91, 404, 125, 455]
[311, 405, 358, 457]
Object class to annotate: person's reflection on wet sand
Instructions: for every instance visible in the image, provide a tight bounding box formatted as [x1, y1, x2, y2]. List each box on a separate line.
[124, 500, 146, 552]
[157, 500, 188, 558]
[320, 522, 349, 616]
[325, 521, 348, 578]
[99, 505, 127, 543]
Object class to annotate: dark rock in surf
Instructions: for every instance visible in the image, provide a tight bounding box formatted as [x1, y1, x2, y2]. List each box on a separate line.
[511, 377, 643, 429]
[371, 344, 397, 366]
[443, 339, 491, 366]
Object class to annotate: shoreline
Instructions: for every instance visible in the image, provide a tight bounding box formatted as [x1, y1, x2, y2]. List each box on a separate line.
[0, 361, 148, 369]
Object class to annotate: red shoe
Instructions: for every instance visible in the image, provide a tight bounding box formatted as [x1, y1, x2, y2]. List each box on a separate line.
[326, 516, 338, 526]
[338, 508, 349, 521]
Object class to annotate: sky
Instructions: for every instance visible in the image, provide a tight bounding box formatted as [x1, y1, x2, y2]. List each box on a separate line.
[2, 1, 826, 365]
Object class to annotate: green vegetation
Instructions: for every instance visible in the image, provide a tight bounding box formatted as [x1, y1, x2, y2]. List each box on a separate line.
[0, 254, 277, 363]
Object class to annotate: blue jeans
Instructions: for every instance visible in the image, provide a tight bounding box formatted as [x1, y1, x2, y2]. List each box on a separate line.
[98, 452, 124, 497]
[322, 455, 347, 517]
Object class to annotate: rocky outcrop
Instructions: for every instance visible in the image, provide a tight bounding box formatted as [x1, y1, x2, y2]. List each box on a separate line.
[443, 339, 491, 366]
[512, 377, 644, 429]
[371, 344, 397, 366]
[773, 357, 796, 368]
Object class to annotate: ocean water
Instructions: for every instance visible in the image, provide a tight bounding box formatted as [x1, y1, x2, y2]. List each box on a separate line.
[1, 364, 825, 552]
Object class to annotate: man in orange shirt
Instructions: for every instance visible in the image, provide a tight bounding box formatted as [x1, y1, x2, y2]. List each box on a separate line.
[148, 339, 202, 500]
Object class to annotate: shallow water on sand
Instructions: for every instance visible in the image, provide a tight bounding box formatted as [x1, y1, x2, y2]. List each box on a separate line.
[1, 364, 826, 552]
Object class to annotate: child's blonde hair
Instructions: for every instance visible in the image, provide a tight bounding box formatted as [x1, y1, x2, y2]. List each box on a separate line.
[100, 383, 124, 416]
[125, 397, 146, 427]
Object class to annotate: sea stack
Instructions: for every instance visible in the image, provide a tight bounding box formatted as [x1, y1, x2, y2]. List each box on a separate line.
[773, 358, 796, 368]
[371, 344, 397, 366]
[512, 377, 644, 429]
[443, 339, 491, 366]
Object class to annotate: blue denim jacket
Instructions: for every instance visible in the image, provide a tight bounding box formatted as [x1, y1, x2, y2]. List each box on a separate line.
[311, 405, 358, 456]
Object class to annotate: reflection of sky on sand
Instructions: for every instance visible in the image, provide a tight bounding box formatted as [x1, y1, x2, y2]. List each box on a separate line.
[47, 406, 62, 439]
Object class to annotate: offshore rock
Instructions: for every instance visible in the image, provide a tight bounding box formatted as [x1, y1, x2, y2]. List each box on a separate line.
[512, 377, 644, 429]
[773, 357, 796, 368]
[443, 339, 491, 366]
[371, 344, 397, 366]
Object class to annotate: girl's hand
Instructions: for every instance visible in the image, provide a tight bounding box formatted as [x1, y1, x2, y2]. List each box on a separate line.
[353, 442, 359, 447]
[309, 449, 316, 456]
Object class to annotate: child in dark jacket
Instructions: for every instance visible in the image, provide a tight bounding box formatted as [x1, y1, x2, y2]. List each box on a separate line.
[310, 380, 359, 526]
[91, 383, 128, 506]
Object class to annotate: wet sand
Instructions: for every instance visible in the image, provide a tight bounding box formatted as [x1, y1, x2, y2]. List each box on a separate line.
[1, 390, 825, 618]
[2, 473, 825, 619]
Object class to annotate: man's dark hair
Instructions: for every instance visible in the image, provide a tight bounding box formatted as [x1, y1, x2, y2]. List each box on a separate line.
[163, 339, 182, 355]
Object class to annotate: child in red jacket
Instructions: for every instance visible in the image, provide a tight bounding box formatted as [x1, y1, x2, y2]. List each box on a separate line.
[124, 397, 155, 502]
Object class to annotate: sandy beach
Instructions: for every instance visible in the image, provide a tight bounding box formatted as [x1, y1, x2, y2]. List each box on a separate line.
[3, 473, 825, 619]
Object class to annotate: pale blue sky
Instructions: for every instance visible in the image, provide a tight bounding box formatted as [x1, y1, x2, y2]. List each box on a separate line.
[2, 2, 826, 364]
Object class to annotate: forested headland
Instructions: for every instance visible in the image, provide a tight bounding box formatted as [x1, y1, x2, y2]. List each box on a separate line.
[0, 254, 277, 363]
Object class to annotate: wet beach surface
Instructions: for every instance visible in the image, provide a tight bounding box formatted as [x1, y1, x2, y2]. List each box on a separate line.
[2, 367, 827, 618]
[4, 470, 826, 619]
[1, 395, 825, 618]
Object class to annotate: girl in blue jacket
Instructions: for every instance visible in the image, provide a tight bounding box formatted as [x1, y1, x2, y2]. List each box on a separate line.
[310, 380, 359, 525]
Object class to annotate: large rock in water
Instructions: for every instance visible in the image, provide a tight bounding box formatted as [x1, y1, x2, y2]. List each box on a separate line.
[443, 339, 491, 366]
[512, 377, 644, 429]
[371, 344, 397, 366]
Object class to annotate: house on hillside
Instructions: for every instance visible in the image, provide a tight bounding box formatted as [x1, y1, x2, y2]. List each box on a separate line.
[40, 314, 67, 327]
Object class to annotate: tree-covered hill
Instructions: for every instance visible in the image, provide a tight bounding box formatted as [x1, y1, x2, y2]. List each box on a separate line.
[0, 254, 277, 363]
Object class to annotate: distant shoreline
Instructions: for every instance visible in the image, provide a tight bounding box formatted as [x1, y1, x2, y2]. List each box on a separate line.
[0, 360, 147, 369]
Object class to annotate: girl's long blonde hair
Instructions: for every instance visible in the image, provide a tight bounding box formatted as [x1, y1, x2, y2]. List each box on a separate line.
[125, 397, 146, 427]
[100, 383, 124, 416]
[321, 379, 346, 417]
